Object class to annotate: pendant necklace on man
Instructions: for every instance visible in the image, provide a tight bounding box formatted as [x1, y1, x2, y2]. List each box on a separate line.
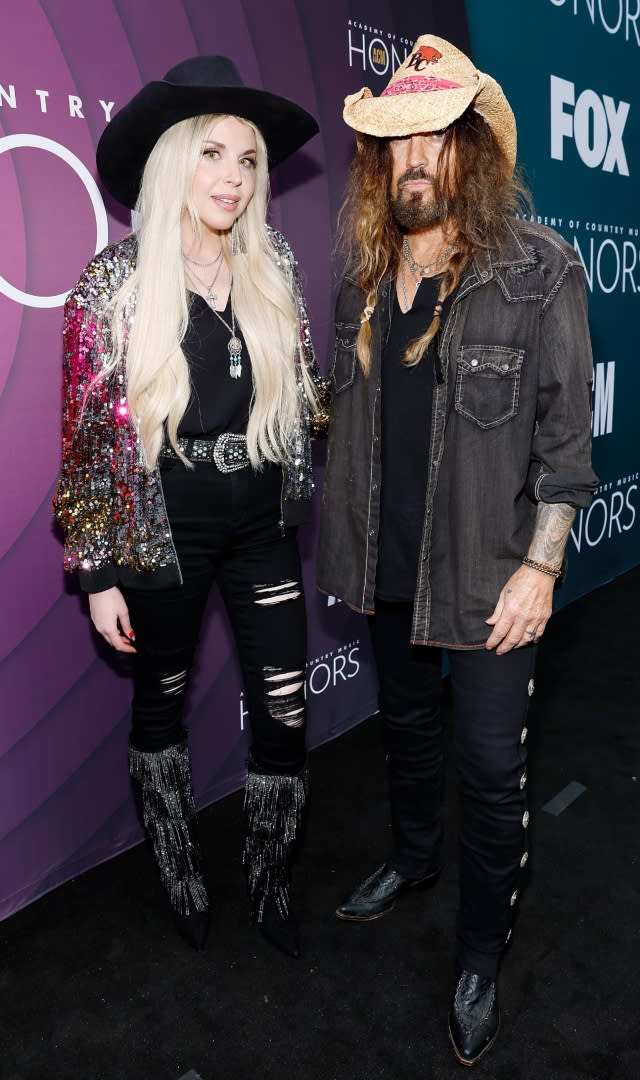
[400, 235, 457, 314]
[402, 234, 457, 278]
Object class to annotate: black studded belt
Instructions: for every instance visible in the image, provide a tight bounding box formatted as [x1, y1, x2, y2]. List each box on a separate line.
[159, 433, 250, 473]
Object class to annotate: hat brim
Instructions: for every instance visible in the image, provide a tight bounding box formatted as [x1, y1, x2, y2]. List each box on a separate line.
[343, 73, 516, 170]
[97, 82, 319, 209]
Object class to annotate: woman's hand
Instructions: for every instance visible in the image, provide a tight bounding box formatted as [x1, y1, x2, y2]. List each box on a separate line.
[89, 587, 136, 653]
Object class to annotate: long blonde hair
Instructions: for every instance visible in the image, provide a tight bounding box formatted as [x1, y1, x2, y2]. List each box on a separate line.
[103, 114, 315, 469]
[338, 109, 531, 374]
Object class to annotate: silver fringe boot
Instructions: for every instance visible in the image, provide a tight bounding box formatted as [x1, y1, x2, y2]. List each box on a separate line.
[242, 759, 308, 957]
[129, 742, 210, 949]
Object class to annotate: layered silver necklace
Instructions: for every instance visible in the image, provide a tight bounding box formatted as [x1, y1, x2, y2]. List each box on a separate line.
[184, 255, 243, 378]
[402, 234, 457, 278]
[399, 235, 457, 314]
[184, 250, 224, 306]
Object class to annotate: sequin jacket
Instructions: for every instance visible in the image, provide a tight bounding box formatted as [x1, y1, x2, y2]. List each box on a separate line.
[54, 230, 330, 593]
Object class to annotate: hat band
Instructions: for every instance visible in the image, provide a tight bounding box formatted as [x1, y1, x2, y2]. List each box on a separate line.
[381, 75, 464, 97]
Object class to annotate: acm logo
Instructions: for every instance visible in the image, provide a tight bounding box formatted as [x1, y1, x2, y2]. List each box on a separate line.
[550, 75, 630, 175]
[592, 361, 614, 436]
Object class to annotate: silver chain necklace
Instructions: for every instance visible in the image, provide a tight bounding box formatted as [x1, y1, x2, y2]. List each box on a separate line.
[398, 261, 444, 329]
[184, 259, 243, 378]
[400, 261, 418, 313]
[402, 234, 457, 278]
[184, 253, 225, 308]
[209, 298, 243, 379]
[183, 249, 223, 269]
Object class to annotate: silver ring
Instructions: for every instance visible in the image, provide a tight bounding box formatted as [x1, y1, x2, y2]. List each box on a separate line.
[525, 630, 536, 638]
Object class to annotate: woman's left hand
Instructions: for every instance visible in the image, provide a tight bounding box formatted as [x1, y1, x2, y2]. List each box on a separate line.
[89, 587, 137, 653]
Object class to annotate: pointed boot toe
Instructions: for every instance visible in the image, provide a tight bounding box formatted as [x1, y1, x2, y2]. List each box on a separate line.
[336, 863, 440, 921]
[173, 906, 211, 951]
[449, 971, 500, 1066]
[258, 899, 300, 957]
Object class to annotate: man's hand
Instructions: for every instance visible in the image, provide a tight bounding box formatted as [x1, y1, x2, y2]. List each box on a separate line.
[485, 565, 554, 654]
[89, 587, 137, 653]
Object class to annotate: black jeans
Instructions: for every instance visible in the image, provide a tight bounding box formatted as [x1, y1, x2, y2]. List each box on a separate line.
[123, 461, 307, 775]
[369, 600, 537, 978]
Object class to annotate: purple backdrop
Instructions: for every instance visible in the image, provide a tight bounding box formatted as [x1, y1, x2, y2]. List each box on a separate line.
[0, 1, 470, 920]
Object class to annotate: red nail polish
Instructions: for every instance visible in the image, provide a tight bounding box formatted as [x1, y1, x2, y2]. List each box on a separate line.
[128, 631, 135, 640]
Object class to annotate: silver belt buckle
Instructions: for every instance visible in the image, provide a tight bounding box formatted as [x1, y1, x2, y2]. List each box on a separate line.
[213, 433, 249, 473]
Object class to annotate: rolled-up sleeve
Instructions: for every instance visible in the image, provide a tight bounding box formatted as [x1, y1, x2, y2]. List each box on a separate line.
[526, 264, 598, 508]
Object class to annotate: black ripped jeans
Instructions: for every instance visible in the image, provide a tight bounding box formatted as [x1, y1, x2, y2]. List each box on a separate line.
[123, 461, 307, 775]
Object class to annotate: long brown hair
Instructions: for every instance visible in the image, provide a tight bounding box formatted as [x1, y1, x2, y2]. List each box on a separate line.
[338, 108, 532, 373]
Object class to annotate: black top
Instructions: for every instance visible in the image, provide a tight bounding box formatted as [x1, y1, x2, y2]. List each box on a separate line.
[375, 277, 453, 602]
[178, 292, 252, 437]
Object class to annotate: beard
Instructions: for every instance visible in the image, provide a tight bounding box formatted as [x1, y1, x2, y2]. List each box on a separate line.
[390, 168, 448, 230]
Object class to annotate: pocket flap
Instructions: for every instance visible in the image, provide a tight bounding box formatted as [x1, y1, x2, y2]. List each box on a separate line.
[455, 345, 525, 430]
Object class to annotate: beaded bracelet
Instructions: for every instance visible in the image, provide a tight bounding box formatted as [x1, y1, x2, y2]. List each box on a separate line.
[522, 556, 562, 579]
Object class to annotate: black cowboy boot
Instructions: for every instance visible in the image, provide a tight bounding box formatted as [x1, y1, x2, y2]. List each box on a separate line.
[129, 741, 210, 950]
[449, 970, 500, 1066]
[242, 758, 308, 958]
[336, 863, 440, 920]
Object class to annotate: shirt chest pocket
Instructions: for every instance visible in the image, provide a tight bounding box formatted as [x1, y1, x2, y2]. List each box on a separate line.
[454, 345, 525, 429]
[332, 322, 360, 392]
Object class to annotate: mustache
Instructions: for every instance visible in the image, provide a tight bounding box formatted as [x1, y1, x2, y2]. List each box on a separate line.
[398, 167, 436, 187]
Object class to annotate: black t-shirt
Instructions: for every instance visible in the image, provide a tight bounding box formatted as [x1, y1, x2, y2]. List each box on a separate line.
[178, 292, 252, 437]
[375, 277, 453, 602]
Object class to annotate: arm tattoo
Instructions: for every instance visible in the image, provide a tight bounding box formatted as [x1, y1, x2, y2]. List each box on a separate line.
[527, 502, 576, 566]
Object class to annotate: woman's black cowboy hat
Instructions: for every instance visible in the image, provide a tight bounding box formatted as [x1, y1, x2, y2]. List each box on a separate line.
[96, 55, 319, 209]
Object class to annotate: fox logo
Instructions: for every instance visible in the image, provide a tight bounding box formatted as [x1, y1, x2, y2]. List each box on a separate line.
[550, 76, 630, 176]
[408, 46, 442, 71]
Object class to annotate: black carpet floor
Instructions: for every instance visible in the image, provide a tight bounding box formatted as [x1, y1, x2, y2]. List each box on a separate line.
[2, 568, 639, 1080]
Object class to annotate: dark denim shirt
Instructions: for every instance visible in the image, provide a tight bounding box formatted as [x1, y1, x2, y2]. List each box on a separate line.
[317, 219, 598, 648]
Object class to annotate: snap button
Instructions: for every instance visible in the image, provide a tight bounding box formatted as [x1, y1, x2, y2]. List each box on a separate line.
[520, 772, 527, 789]
[520, 852, 529, 868]
[510, 890, 518, 906]
[505, 929, 513, 943]
[470, 359, 478, 367]
[528, 679, 535, 696]
[502, 363, 510, 371]
[522, 811, 530, 828]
